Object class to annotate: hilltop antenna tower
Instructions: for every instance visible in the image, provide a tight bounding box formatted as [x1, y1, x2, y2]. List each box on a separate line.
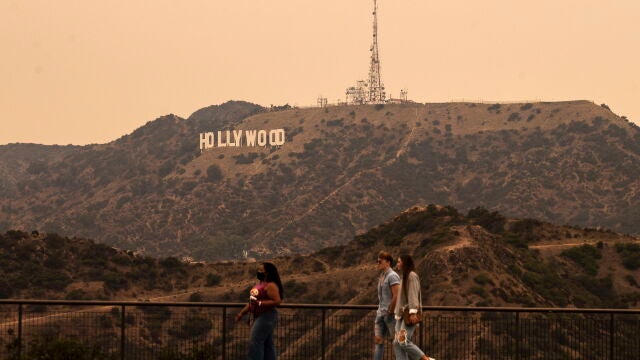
[368, 0, 385, 103]
[344, 0, 397, 105]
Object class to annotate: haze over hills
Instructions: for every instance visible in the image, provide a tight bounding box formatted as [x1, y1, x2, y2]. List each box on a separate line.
[1, 100, 639, 260]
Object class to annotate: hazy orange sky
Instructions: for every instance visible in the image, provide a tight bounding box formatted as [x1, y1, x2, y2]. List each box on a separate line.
[1, 0, 638, 145]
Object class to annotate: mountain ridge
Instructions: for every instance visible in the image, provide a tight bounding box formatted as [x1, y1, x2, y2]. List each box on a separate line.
[1, 100, 639, 260]
[4, 204, 639, 310]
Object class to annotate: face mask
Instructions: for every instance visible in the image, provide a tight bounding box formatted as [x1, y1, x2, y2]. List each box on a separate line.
[257, 271, 266, 281]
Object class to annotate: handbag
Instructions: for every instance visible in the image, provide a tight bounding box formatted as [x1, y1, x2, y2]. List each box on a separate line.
[401, 275, 423, 325]
[402, 307, 423, 325]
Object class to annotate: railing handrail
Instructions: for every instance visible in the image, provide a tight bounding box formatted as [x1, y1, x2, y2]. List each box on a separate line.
[2, 299, 640, 314]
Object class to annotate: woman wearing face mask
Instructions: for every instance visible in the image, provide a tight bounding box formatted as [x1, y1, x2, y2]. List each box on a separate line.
[393, 255, 435, 360]
[236, 262, 284, 360]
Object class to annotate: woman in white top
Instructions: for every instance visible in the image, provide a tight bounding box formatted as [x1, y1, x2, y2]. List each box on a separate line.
[393, 255, 435, 360]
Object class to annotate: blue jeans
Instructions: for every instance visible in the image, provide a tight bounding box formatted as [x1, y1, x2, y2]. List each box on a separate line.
[248, 309, 277, 360]
[393, 318, 425, 360]
[374, 313, 396, 360]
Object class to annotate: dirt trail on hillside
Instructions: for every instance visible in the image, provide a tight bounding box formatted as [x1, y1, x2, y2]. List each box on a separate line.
[440, 225, 474, 252]
[269, 106, 424, 243]
[395, 107, 421, 159]
[530, 239, 640, 249]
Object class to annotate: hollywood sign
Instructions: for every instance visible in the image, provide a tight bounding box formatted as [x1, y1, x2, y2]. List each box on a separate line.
[199, 129, 286, 150]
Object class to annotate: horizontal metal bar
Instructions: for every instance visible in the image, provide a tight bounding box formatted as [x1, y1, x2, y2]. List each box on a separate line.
[1, 299, 640, 314]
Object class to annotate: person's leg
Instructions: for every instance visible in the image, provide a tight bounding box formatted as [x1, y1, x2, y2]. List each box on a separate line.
[373, 314, 387, 360]
[396, 320, 425, 359]
[392, 319, 409, 360]
[264, 311, 278, 360]
[384, 314, 396, 341]
[248, 311, 277, 360]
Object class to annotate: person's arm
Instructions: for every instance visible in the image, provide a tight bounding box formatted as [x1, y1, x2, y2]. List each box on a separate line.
[388, 283, 399, 313]
[236, 304, 250, 321]
[408, 272, 421, 313]
[260, 282, 282, 307]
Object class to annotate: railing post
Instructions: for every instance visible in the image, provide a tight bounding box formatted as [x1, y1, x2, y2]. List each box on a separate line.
[609, 313, 614, 360]
[222, 307, 227, 360]
[515, 311, 520, 360]
[120, 305, 126, 360]
[321, 308, 326, 360]
[417, 307, 423, 349]
[18, 303, 23, 359]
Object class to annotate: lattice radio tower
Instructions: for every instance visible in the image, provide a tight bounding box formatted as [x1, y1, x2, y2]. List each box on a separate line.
[368, 0, 385, 103]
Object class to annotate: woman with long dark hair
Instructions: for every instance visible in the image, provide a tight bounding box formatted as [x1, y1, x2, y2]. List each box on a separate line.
[236, 262, 284, 360]
[393, 255, 435, 360]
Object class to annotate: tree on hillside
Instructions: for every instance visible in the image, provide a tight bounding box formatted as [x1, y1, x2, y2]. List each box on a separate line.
[206, 165, 223, 182]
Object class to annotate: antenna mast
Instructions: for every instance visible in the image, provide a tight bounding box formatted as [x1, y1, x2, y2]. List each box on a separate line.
[368, 0, 385, 103]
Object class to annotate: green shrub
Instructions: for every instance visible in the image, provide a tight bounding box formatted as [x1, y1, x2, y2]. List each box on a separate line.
[577, 275, 617, 304]
[0, 279, 13, 298]
[97, 314, 113, 329]
[470, 286, 488, 298]
[206, 273, 222, 286]
[44, 254, 65, 268]
[140, 305, 172, 323]
[561, 244, 602, 276]
[103, 273, 128, 291]
[206, 165, 223, 182]
[502, 233, 528, 249]
[160, 257, 182, 269]
[474, 273, 494, 286]
[487, 104, 501, 112]
[326, 119, 344, 126]
[31, 271, 72, 291]
[189, 292, 203, 302]
[26, 160, 49, 175]
[111, 253, 132, 266]
[283, 279, 308, 300]
[20, 337, 106, 360]
[171, 315, 212, 339]
[65, 289, 87, 300]
[467, 207, 505, 233]
[157, 160, 175, 177]
[510, 218, 542, 241]
[383, 233, 403, 246]
[354, 233, 377, 246]
[44, 233, 66, 249]
[508, 112, 521, 122]
[233, 153, 259, 165]
[625, 275, 638, 287]
[615, 243, 640, 270]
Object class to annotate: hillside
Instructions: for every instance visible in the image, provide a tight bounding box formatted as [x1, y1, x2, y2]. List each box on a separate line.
[4, 208, 639, 359]
[1, 100, 639, 260]
[3, 206, 639, 310]
[201, 205, 640, 309]
[0, 143, 79, 198]
[0, 230, 209, 301]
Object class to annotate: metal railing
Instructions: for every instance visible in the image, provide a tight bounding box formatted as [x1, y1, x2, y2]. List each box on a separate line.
[1, 299, 639, 359]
